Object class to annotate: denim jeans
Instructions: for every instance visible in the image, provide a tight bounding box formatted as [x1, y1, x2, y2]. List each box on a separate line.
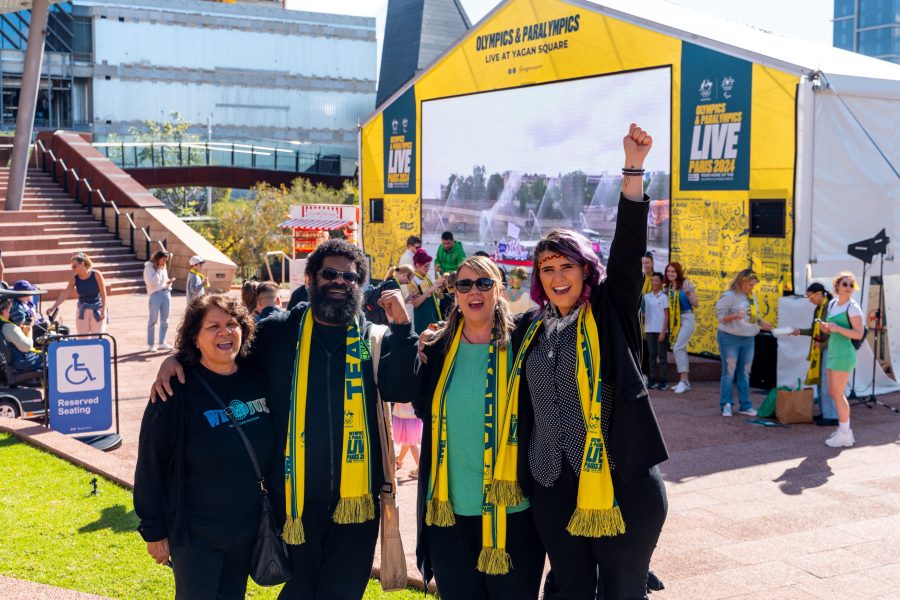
[815, 347, 838, 419]
[717, 330, 755, 410]
[148, 289, 171, 346]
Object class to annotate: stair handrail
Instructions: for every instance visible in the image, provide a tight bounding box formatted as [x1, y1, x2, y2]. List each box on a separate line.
[33, 139, 167, 261]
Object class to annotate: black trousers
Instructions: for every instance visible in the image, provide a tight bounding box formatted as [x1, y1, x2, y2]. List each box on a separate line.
[170, 530, 255, 600]
[427, 509, 545, 600]
[645, 333, 668, 384]
[530, 465, 667, 600]
[278, 507, 379, 600]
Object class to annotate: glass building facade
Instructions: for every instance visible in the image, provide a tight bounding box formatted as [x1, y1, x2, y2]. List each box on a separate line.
[834, 0, 900, 64]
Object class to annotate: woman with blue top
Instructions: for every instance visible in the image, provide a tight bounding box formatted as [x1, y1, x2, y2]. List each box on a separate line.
[819, 271, 865, 448]
[414, 255, 545, 599]
[715, 269, 774, 417]
[664, 261, 698, 394]
[48, 252, 108, 335]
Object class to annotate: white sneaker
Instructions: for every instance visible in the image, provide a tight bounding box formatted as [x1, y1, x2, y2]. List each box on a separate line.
[673, 381, 689, 394]
[825, 429, 855, 448]
[159, 342, 174, 350]
[722, 403, 733, 417]
[148, 345, 157, 352]
[738, 407, 758, 416]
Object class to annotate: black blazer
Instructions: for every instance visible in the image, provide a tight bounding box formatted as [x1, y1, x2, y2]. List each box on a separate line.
[510, 194, 669, 496]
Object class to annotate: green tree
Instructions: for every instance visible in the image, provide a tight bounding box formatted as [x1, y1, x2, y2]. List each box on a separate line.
[122, 112, 211, 217]
[194, 176, 356, 278]
[486, 173, 504, 201]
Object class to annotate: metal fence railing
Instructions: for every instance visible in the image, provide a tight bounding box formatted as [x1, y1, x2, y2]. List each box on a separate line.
[92, 141, 356, 178]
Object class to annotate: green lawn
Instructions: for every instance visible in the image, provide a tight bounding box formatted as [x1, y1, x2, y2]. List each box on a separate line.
[0, 433, 423, 599]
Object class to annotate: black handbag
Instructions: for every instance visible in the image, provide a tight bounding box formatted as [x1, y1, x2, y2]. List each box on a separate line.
[195, 374, 292, 587]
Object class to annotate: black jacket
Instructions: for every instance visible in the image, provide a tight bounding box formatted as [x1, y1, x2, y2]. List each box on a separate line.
[246, 303, 419, 517]
[511, 195, 669, 496]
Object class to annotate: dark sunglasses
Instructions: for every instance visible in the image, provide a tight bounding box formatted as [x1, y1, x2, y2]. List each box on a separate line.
[319, 268, 361, 284]
[455, 277, 495, 293]
[839, 280, 854, 288]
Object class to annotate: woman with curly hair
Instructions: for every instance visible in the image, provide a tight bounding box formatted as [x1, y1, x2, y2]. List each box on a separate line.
[134, 294, 279, 599]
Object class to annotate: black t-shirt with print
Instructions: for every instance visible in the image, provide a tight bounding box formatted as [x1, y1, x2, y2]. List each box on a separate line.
[182, 364, 277, 547]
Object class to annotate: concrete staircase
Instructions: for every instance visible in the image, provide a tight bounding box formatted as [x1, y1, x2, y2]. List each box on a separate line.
[0, 168, 146, 301]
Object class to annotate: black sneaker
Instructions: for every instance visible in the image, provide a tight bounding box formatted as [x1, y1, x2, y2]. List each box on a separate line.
[648, 380, 657, 390]
[657, 381, 668, 390]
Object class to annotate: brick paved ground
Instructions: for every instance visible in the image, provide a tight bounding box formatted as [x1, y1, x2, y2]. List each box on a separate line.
[19, 292, 900, 598]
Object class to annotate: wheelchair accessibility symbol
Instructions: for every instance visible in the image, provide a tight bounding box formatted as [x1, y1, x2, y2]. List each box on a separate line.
[55, 343, 105, 394]
[65, 353, 96, 385]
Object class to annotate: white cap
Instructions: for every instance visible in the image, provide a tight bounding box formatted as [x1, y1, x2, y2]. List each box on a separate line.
[189, 255, 205, 266]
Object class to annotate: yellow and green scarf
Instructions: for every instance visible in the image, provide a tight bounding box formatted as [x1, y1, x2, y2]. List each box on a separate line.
[805, 300, 828, 385]
[408, 274, 444, 321]
[283, 309, 374, 545]
[490, 304, 625, 538]
[190, 268, 211, 289]
[426, 324, 513, 574]
[668, 286, 682, 344]
[642, 274, 653, 296]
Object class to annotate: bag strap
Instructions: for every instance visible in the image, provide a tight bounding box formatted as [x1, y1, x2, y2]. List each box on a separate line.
[368, 324, 396, 494]
[194, 371, 268, 496]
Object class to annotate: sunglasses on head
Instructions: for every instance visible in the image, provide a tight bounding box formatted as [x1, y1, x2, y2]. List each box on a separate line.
[319, 268, 361, 285]
[455, 277, 495, 293]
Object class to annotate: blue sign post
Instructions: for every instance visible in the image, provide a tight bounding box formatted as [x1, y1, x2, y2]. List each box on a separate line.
[47, 338, 113, 435]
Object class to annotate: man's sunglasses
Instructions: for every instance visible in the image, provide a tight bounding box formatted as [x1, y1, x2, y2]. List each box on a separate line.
[455, 277, 495, 293]
[319, 268, 362, 284]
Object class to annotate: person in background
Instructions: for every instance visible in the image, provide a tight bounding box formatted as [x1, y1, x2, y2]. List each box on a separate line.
[643, 272, 669, 391]
[640, 252, 655, 380]
[665, 261, 698, 394]
[9, 280, 48, 336]
[382, 265, 416, 326]
[503, 267, 535, 315]
[409, 248, 445, 334]
[715, 269, 774, 417]
[287, 285, 309, 311]
[819, 271, 865, 448]
[400, 235, 423, 267]
[393, 398, 421, 479]
[241, 280, 259, 315]
[186, 255, 211, 307]
[144, 250, 175, 352]
[135, 294, 277, 599]
[439, 271, 457, 318]
[791, 283, 838, 426]
[0, 297, 43, 372]
[48, 252, 108, 335]
[435, 231, 466, 276]
[254, 282, 284, 322]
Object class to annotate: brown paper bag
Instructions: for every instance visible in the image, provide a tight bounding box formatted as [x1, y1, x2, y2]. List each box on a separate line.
[776, 389, 814, 424]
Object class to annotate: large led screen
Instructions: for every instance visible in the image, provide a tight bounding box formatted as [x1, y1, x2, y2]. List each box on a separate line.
[421, 68, 671, 278]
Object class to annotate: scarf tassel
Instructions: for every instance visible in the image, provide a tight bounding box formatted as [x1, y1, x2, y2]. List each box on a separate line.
[566, 505, 626, 538]
[333, 494, 376, 524]
[486, 480, 523, 507]
[425, 498, 456, 527]
[477, 546, 512, 575]
[282, 515, 306, 545]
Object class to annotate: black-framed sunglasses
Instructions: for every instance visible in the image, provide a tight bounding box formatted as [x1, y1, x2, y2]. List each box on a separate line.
[319, 268, 362, 285]
[839, 280, 854, 288]
[455, 277, 495, 293]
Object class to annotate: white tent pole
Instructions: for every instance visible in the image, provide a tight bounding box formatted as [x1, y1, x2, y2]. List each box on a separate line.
[793, 76, 817, 289]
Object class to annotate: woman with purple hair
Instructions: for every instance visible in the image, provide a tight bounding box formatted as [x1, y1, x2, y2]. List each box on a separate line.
[490, 124, 668, 599]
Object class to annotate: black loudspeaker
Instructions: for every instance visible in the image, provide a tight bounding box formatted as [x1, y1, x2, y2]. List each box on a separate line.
[750, 333, 778, 389]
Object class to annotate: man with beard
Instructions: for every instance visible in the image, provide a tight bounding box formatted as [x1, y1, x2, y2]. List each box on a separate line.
[151, 239, 417, 599]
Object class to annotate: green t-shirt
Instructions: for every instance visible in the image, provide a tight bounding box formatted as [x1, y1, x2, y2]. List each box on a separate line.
[445, 343, 528, 516]
[435, 241, 466, 274]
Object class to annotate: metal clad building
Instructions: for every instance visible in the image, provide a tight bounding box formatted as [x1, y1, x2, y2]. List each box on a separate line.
[1, 0, 376, 155]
